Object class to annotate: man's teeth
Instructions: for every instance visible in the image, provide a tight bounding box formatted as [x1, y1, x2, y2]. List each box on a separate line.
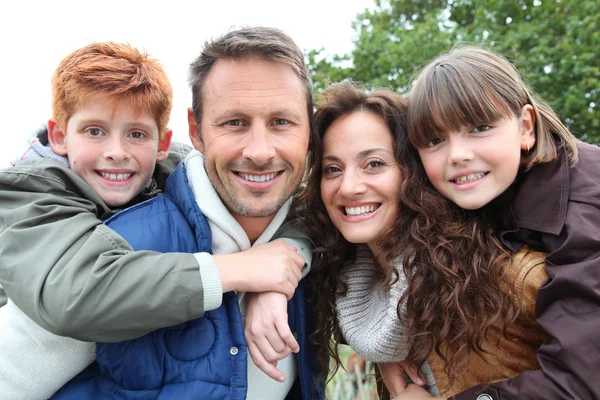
[240, 172, 278, 182]
[454, 172, 486, 184]
[345, 204, 377, 216]
[101, 172, 132, 181]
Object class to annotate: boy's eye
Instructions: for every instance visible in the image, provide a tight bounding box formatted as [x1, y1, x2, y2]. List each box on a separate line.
[472, 125, 491, 133]
[425, 137, 445, 147]
[86, 128, 104, 137]
[129, 131, 146, 139]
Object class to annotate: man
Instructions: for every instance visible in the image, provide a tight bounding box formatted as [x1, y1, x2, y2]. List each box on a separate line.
[0, 27, 323, 399]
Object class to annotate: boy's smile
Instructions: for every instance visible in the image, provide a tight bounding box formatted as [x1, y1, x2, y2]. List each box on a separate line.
[49, 97, 171, 207]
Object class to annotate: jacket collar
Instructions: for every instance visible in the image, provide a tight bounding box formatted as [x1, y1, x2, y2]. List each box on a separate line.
[510, 146, 570, 235]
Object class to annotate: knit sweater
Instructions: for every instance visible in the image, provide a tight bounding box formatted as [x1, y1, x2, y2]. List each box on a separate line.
[336, 244, 440, 396]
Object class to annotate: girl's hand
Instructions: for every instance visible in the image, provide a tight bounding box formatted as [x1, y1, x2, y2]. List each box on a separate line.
[378, 360, 425, 397]
[391, 383, 444, 400]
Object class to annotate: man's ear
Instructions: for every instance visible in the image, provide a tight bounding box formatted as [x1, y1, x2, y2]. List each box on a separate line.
[520, 104, 536, 151]
[187, 108, 204, 153]
[47, 119, 68, 156]
[156, 129, 172, 162]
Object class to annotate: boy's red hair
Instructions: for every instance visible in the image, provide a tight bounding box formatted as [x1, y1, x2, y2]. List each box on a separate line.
[51, 42, 172, 138]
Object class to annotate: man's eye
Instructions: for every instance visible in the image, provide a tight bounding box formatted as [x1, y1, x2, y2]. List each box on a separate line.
[225, 120, 243, 127]
[472, 125, 491, 132]
[86, 128, 104, 137]
[425, 138, 444, 147]
[273, 119, 289, 126]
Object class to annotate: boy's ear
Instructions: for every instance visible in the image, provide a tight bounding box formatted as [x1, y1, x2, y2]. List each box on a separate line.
[520, 104, 536, 151]
[47, 119, 68, 156]
[156, 129, 172, 162]
[187, 108, 204, 153]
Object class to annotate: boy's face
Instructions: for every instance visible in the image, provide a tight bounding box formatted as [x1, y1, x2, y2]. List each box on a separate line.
[49, 97, 171, 207]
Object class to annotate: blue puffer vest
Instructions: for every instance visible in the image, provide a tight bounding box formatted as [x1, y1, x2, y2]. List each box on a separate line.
[52, 163, 324, 399]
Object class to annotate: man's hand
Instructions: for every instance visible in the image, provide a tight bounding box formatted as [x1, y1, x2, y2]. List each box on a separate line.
[214, 240, 304, 299]
[378, 360, 425, 397]
[245, 292, 298, 382]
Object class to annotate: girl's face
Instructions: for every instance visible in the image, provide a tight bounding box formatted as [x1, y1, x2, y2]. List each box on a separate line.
[417, 105, 535, 210]
[320, 110, 401, 252]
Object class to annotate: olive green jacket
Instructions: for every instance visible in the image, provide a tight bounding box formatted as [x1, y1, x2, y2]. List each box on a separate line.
[0, 144, 208, 342]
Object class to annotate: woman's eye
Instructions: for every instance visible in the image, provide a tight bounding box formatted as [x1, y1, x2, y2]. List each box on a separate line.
[85, 128, 104, 137]
[366, 160, 385, 169]
[323, 165, 342, 174]
[425, 137, 444, 147]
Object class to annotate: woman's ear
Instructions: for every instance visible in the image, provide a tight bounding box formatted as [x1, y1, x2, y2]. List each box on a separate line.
[520, 104, 536, 151]
[47, 119, 68, 156]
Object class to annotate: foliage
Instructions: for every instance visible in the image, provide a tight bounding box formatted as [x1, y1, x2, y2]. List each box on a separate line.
[306, 0, 599, 143]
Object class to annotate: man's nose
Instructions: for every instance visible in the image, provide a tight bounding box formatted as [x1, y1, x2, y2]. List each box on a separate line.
[241, 125, 276, 165]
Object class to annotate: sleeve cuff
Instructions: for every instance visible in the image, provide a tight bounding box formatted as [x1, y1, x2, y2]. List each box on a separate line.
[193, 253, 223, 311]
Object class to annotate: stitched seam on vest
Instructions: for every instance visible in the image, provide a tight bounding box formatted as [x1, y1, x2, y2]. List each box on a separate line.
[94, 229, 121, 250]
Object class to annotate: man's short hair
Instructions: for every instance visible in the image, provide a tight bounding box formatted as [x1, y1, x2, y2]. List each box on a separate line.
[188, 26, 314, 136]
[52, 42, 173, 138]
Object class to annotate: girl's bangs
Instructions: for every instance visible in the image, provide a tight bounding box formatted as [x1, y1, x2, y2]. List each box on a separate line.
[409, 63, 513, 148]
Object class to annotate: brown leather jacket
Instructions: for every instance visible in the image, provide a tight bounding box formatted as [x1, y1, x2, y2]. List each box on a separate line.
[430, 249, 549, 397]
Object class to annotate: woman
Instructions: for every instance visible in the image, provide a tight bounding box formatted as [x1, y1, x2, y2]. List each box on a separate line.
[293, 80, 440, 396]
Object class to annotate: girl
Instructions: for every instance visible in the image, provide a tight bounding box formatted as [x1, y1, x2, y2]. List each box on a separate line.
[393, 45, 600, 399]
[293, 80, 441, 396]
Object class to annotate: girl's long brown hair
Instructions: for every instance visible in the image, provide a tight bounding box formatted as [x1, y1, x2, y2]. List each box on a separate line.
[292, 80, 412, 382]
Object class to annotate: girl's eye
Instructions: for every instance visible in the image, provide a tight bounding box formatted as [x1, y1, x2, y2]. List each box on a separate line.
[366, 160, 385, 169]
[425, 137, 445, 147]
[86, 128, 104, 137]
[129, 131, 146, 139]
[472, 125, 491, 133]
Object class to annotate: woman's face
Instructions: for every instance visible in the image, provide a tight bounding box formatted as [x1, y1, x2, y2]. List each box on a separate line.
[320, 110, 401, 252]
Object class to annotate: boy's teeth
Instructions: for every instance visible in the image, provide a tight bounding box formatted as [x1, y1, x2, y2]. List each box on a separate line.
[454, 172, 485, 184]
[240, 172, 278, 182]
[101, 172, 132, 181]
[345, 204, 377, 216]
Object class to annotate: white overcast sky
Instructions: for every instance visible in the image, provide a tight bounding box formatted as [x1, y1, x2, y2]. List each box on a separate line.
[0, 0, 373, 167]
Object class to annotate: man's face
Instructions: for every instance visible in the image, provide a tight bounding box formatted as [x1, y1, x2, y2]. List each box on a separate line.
[188, 56, 310, 227]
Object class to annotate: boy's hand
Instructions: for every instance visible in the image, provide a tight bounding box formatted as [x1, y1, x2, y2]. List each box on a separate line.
[214, 240, 304, 299]
[245, 291, 299, 382]
[379, 360, 425, 397]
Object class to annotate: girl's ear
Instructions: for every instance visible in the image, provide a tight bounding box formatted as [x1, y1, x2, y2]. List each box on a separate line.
[520, 104, 536, 151]
[47, 119, 68, 156]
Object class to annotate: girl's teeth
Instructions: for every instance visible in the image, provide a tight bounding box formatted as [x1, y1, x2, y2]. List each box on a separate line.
[240, 172, 278, 182]
[455, 172, 485, 184]
[345, 204, 377, 216]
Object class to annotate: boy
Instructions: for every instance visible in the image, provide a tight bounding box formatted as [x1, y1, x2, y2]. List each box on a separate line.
[0, 40, 308, 398]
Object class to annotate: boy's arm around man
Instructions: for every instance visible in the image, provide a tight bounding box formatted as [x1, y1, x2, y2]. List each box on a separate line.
[0, 157, 206, 342]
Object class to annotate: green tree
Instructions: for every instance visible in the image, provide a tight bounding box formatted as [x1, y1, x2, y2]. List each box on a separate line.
[307, 0, 599, 143]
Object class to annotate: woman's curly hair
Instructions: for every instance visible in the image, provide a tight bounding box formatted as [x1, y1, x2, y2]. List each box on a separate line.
[292, 80, 412, 382]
